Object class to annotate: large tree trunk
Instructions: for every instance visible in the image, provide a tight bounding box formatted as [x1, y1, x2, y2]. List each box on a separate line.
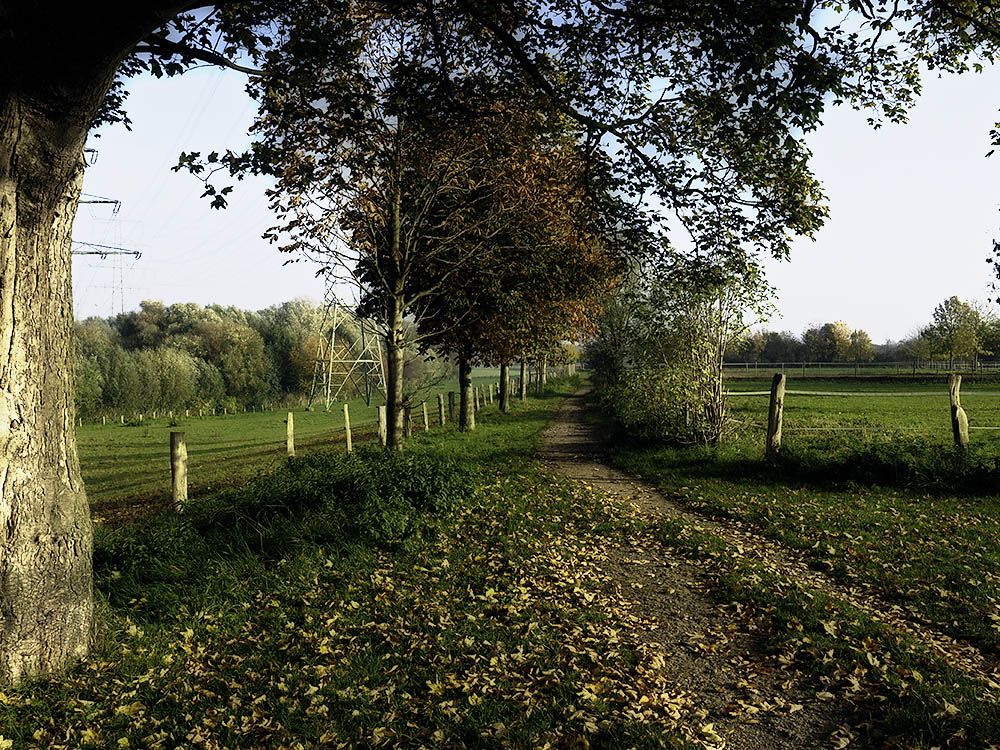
[0, 95, 93, 685]
[519, 359, 527, 401]
[384, 293, 406, 450]
[0, 1, 236, 687]
[499, 361, 510, 413]
[458, 352, 475, 431]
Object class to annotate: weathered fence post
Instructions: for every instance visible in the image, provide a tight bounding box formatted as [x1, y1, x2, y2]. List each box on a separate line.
[448, 391, 455, 422]
[765, 373, 786, 459]
[343, 403, 353, 453]
[286, 411, 295, 457]
[378, 405, 387, 447]
[438, 392, 446, 425]
[170, 431, 188, 512]
[422, 401, 429, 431]
[949, 373, 970, 449]
[404, 405, 413, 438]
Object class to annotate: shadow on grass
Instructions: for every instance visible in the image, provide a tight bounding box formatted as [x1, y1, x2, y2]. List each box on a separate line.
[92, 383, 577, 625]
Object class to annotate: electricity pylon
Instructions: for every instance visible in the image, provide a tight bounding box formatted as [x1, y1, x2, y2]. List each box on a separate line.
[307, 282, 386, 409]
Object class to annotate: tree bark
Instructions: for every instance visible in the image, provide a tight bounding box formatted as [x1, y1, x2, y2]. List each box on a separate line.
[499, 361, 510, 413]
[0, 1, 209, 687]
[458, 352, 475, 431]
[519, 359, 527, 401]
[384, 293, 406, 450]
[0, 96, 93, 685]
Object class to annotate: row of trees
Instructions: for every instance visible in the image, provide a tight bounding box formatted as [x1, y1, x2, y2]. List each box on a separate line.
[75, 299, 322, 417]
[7, 0, 1000, 689]
[729, 297, 998, 367]
[185, 9, 631, 447]
[75, 297, 476, 418]
[732, 322, 875, 364]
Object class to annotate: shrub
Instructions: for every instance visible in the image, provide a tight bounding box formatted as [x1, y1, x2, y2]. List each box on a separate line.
[602, 366, 730, 445]
[94, 446, 471, 615]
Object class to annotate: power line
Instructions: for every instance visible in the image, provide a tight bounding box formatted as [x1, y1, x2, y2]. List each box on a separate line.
[71, 241, 142, 259]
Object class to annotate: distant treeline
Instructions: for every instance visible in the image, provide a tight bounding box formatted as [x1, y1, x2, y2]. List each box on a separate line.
[74, 299, 450, 418]
[727, 296, 1000, 367]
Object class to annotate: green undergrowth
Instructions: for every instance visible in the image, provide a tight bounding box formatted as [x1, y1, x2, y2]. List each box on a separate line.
[652, 515, 1000, 749]
[0, 376, 688, 750]
[611, 433, 1000, 653]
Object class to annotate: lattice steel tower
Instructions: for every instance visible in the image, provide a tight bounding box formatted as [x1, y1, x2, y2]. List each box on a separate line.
[307, 278, 386, 409]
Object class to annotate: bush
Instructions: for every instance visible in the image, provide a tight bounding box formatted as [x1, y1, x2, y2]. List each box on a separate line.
[602, 366, 729, 445]
[94, 446, 471, 615]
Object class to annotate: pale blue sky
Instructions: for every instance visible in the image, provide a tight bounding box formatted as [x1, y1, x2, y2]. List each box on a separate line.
[74, 64, 1000, 343]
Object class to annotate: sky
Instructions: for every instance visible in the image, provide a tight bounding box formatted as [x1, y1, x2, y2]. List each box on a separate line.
[73, 63, 1000, 344]
[73, 68, 324, 322]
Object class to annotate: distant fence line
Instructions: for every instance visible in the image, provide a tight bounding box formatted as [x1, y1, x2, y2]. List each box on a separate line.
[723, 360, 1000, 377]
[752, 373, 984, 457]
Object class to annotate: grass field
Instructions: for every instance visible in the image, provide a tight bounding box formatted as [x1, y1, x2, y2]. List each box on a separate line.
[610, 375, 1000, 654]
[0, 377, 698, 750]
[726, 376, 1000, 451]
[79, 370, 507, 525]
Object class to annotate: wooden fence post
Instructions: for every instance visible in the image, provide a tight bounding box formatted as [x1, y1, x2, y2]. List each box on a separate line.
[438, 392, 446, 425]
[343, 403, 353, 453]
[422, 401, 429, 431]
[404, 405, 413, 438]
[949, 373, 970, 449]
[765, 373, 785, 459]
[170, 431, 188, 512]
[286, 411, 295, 457]
[378, 405, 387, 447]
[448, 391, 455, 422]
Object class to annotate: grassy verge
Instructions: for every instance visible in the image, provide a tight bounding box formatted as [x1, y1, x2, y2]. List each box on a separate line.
[1, 376, 692, 750]
[651, 515, 1000, 749]
[609, 419, 1000, 653]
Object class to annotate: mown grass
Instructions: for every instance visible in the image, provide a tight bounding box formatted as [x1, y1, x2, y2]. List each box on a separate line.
[78, 370, 506, 524]
[1, 376, 694, 750]
[606, 376, 1000, 654]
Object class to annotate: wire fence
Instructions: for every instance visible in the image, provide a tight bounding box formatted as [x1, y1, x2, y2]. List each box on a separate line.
[723, 360, 1000, 378]
[729, 376, 1000, 438]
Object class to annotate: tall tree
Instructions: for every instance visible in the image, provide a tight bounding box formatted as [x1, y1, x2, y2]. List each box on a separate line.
[410, 122, 628, 427]
[929, 296, 984, 368]
[5, 0, 998, 686]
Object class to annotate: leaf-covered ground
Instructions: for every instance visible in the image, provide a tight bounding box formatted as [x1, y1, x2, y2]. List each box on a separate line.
[8, 378, 1000, 749]
[0, 380, 697, 750]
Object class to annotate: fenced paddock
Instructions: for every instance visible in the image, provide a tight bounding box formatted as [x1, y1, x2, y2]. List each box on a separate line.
[78, 370, 528, 525]
[726, 376, 1000, 453]
[724, 360, 1000, 378]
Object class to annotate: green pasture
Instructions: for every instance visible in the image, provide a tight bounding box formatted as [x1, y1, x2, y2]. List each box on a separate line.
[79, 370, 506, 524]
[726, 376, 1000, 451]
[610, 375, 1000, 655]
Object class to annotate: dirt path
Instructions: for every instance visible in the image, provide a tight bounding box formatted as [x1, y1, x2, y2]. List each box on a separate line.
[539, 389, 1000, 748]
